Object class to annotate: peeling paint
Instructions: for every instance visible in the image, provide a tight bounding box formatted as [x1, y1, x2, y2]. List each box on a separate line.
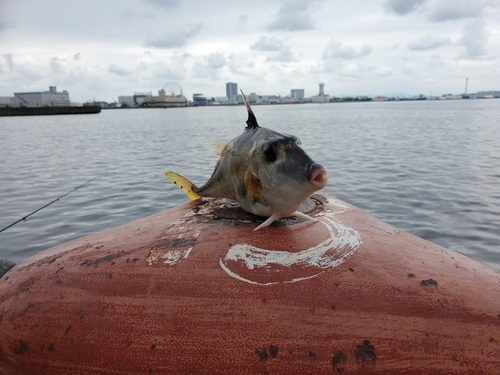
[219, 210, 362, 285]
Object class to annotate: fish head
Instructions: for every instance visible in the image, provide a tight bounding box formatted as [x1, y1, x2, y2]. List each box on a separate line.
[237, 127, 328, 218]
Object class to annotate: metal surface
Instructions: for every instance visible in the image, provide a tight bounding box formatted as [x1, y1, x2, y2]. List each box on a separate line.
[0, 194, 499, 374]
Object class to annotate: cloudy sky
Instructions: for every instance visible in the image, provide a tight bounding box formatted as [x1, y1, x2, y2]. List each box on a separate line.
[1, 0, 499, 102]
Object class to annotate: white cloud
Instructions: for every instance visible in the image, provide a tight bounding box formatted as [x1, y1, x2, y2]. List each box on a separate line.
[267, 0, 319, 31]
[143, 0, 181, 9]
[408, 35, 452, 50]
[4, 54, 14, 71]
[385, 0, 427, 15]
[250, 36, 284, 52]
[429, 0, 496, 22]
[237, 15, 248, 31]
[323, 40, 373, 60]
[144, 23, 202, 49]
[205, 52, 226, 69]
[50, 57, 64, 74]
[266, 46, 294, 63]
[459, 19, 490, 58]
[108, 64, 132, 76]
[250, 36, 295, 63]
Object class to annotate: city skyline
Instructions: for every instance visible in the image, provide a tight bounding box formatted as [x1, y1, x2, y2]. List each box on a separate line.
[1, 0, 499, 103]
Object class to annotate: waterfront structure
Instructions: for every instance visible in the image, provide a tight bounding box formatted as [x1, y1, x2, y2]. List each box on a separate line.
[472, 90, 500, 99]
[143, 89, 188, 107]
[118, 96, 135, 107]
[0, 97, 13, 107]
[193, 93, 214, 106]
[311, 83, 330, 103]
[291, 89, 305, 101]
[226, 82, 238, 102]
[10, 86, 70, 107]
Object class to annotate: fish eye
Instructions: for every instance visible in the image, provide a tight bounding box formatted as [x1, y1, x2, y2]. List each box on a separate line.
[262, 143, 277, 162]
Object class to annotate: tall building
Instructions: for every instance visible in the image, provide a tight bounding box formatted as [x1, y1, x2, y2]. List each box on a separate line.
[226, 82, 238, 101]
[311, 83, 330, 103]
[291, 89, 305, 101]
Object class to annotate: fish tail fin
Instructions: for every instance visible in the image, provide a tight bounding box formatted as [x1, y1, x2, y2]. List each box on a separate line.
[165, 172, 201, 201]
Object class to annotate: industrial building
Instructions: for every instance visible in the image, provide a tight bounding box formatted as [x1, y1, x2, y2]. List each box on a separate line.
[10, 86, 70, 107]
[143, 89, 188, 107]
[311, 83, 330, 103]
[118, 92, 153, 107]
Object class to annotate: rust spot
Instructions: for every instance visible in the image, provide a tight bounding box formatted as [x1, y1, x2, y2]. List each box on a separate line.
[80, 252, 127, 267]
[14, 340, 29, 354]
[25, 302, 36, 311]
[55, 267, 64, 274]
[37, 254, 61, 266]
[349, 268, 354, 272]
[331, 305, 336, 310]
[355, 340, 376, 364]
[269, 345, 279, 359]
[151, 344, 156, 350]
[309, 351, 316, 359]
[332, 351, 348, 369]
[16, 277, 37, 294]
[48, 344, 55, 351]
[64, 326, 72, 336]
[420, 279, 438, 287]
[255, 347, 268, 362]
[407, 273, 415, 278]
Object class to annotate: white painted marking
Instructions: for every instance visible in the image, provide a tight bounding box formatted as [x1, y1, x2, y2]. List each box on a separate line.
[219, 209, 362, 284]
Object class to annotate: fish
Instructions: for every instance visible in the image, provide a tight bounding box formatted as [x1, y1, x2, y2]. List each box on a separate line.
[165, 90, 328, 231]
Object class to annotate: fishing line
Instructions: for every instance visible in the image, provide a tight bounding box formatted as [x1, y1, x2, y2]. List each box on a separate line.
[0, 175, 101, 234]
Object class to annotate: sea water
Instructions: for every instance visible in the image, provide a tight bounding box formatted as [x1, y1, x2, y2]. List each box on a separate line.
[1, 100, 499, 270]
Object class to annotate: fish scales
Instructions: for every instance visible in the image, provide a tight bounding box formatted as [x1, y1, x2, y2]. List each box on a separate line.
[165, 90, 328, 230]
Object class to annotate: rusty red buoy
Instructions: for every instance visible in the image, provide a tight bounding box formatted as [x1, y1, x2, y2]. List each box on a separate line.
[1, 194, 499, 374]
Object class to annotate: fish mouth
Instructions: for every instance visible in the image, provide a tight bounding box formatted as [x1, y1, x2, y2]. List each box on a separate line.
[308, 163, 328, 190]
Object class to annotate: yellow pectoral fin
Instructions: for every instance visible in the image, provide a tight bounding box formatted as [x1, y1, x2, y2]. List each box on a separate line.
[165, 172, 201, 201]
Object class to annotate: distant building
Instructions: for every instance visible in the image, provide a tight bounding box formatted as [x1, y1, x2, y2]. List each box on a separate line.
[248, 92, 261, 104]
[310, 83, 330, 103]
[291, 89, 305, 101]
[11, 86, 70, 107]
[473, 90, 500, 99]
[133, 92, 152, 106]
[0, 96, 13, 107]
[193, 93, 214, 106]
[118, 96, 135, 107]
[143, 89, 188, 107]
[226, 82, 238, 102]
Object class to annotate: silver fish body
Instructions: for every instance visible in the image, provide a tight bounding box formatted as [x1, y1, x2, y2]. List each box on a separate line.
[166, 91, 328, 230]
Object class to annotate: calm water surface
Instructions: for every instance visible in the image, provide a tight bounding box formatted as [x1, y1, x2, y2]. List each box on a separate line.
[1, 100, 499, 270]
